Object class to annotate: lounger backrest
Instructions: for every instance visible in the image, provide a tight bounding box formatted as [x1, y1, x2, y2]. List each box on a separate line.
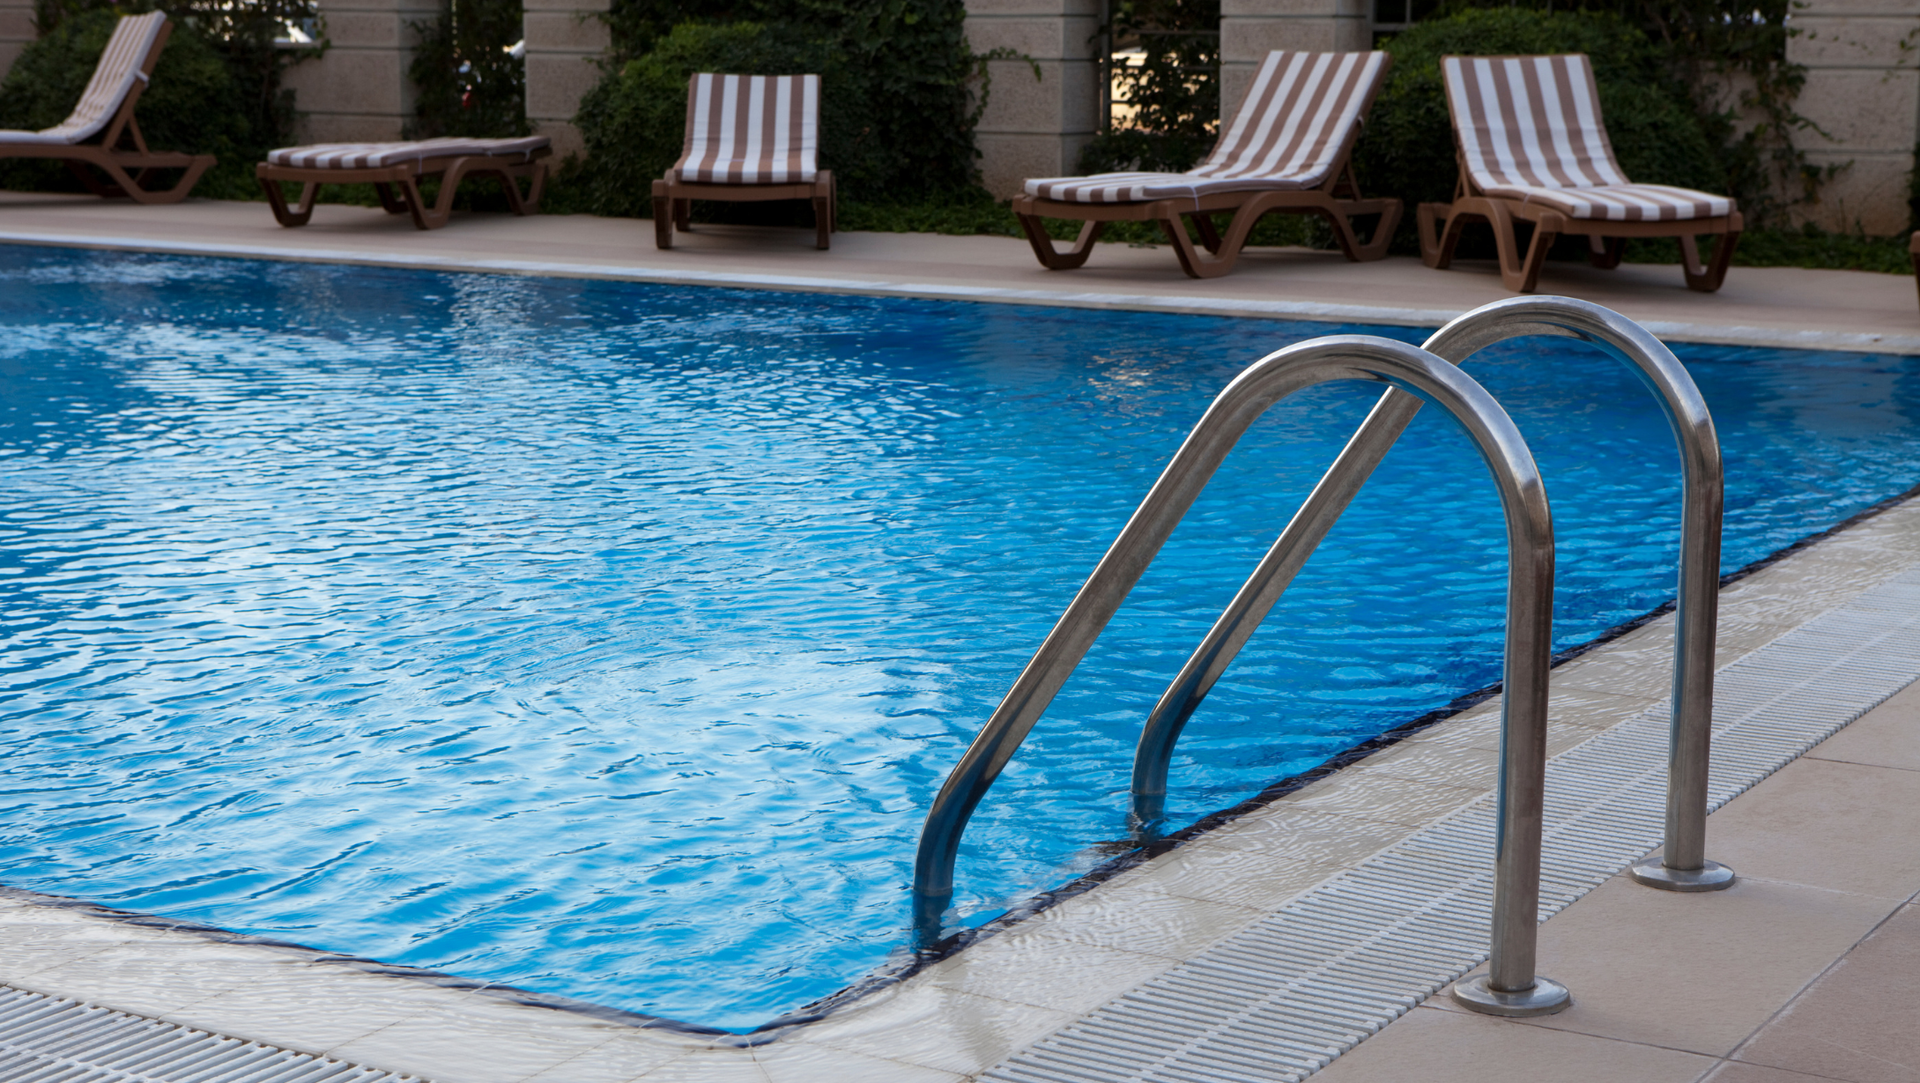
[672, 73, 819, 184]
[1441, 54, 1630, 192]
[1188, 50, 1388, 185]
[39, 12, 167, 145]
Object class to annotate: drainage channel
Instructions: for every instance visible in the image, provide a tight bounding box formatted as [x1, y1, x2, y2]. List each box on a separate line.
[0, 984, 421, 1083]
[986, 563, 1920, 1083]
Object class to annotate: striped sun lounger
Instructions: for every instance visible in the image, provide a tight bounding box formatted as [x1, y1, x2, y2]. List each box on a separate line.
[651, 73, 836, 251]
[255, 136, 550, 230]
[1419, 54, 1742, 293]
[1012, 50, 1400, 279]
[0, 13, 214, 203]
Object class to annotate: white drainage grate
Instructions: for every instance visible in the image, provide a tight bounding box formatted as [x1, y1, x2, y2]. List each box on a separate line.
[987, 566, 1920, 1083]
[0, 984, 421, 1083]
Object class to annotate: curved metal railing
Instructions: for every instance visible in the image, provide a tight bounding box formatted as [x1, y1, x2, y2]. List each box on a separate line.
[1129, 296, 1732, 892]
[910, 334, 1569, 1013]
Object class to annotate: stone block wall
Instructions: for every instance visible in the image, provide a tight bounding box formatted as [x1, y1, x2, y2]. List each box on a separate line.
[966, 0, 1102, 197]
[0, 0, 31, 80]
[522, 0, 607, 159]
[1788, 0, 1919, 235]
[281, 0, 438, 143]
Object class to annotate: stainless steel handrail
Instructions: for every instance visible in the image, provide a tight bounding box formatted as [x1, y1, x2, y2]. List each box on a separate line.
[1129, 296, 1734, 894]
[911, 335, 1569, 1015]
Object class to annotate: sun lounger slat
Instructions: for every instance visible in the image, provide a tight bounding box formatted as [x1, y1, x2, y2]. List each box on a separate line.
[673, 73, 819, 185]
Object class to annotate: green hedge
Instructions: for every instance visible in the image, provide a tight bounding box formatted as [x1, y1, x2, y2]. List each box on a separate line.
[0, 9, 258, 198]
[1354, 7, 1724, 247]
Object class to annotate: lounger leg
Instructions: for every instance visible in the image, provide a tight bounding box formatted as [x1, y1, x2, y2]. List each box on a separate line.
[1319, 198, 1402, 262]
[1911, 232, 1920, 310]
[1191, 212, 1225, 255]
[257, 172, 316, 227]
[651, 179, 674, 249]
[373, 183, 410, 216]
[1588, 235, 1625, 269]
[1485, 204, 1559, 293]
[65, 160, 126, 199]
[673, 199, 691, 232]
[1680, 223, 1739, 293]
[812, 170, 834, 250]
[1157, 213, 1240, 280]
[1017, 214, 1104, 271]
[414, 162, 469, 229]
[517, 161, 548, 215]
[393, 176, 434, 230]
[1418, 202, 1465, 269]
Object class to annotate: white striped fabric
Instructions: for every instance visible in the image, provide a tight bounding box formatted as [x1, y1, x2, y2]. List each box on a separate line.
[1443, 54, 1733, 222]
[1023, 50, 1387, 204]
[266, 136, 550, 169]
[0, 12, 166, 146]
[671, 73, 819, 184]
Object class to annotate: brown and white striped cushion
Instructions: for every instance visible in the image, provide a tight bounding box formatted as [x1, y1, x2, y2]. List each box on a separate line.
[266, 137, 550, 169]
[671, 73, 819, 184]
[1442, 54, 1733, 222]
[0, 12, 166, 146]
[1023, 50, 1388, 204]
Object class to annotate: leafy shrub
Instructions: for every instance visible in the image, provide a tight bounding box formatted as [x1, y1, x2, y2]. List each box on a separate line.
[409, 0, 529, 139]
[0, 8, 257, 197]
[566, 0, 979, 214]
[1354, 7, 1723, 228]
[1076, 0, 1219, 175]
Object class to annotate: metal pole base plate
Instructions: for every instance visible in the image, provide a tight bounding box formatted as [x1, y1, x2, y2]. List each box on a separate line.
[1628, 857, 1736, 892]
[1450, 974, 1572, 1017]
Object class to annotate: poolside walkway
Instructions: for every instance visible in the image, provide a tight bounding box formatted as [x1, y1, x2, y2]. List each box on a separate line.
[2, 192, 1919, 1082]
[1, 191, 1917, 355]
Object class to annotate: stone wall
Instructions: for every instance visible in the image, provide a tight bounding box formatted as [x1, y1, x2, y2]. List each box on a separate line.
[965, 0, 1102, 196]
[0, 0, 30, 79]
[1788, 0, 1919, 235]
[281, 0, 438, 143]
[522, 0, 606, 159]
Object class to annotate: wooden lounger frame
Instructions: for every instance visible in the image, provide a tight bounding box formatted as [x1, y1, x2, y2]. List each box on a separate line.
[0, 20, 214, 204]
[255, 149, 550, 230]
[1013, 162, 1401, 280]
[1417, 160, 1743, 294]
[650, 171, 837, 251]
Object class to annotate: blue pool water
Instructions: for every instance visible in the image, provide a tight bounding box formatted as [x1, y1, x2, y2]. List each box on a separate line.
[1, 245, 1916, 1029]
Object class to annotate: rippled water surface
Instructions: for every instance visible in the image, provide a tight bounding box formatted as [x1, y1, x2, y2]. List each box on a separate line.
[1, 246, 1916, 1028]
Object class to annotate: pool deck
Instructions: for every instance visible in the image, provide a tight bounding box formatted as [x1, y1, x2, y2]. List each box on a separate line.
[2, 193, 1920, 1083]
[1, 190, 1917, 355]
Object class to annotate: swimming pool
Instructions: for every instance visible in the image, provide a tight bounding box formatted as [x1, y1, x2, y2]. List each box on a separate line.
[1, 245, 1915, 1031]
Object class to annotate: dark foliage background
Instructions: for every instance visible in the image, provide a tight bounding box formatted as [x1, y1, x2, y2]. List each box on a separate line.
[560, 0, 981, 215]
[0, 0, 319, 198]
[1075, 0, 1219, 175]
[408, 0, 528, 139]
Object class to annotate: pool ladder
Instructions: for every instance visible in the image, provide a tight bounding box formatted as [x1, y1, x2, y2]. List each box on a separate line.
[911, 296, 1734, 1018]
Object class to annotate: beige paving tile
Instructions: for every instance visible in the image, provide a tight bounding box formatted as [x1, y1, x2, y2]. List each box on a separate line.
[1310, 1003, 1715, 1083]
[327, 998, 619, 1083]
[1704, 757, 1920, 901]
[1344, 738, 1500, 791]
[752, 1041, 966, 1082]
[1551, 641, 1688, 700]
[798, 984, 1072, 1076]
[1015, 878, 1261, 960]
[1122, 822, 1403, 912]
[1699, 1062, 1842, 1083]
[630, 1048, 771, 1082]
[1806, 679, 1920, 772]
[9, 938, 309, 1020]
[903, 924, 1171, 1015]
[1272, 768, 1485, 827]
[161, 968, 481, 1053]
[1194, 805, 1412, 866]
[520, 1029, 716, 1083]
[1729, 903, 1920, 1083]
[0, 909, 171, 979]
[1428, 875, 1896, 1057]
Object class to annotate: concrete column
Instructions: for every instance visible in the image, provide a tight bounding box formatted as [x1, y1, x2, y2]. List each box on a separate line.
[283, 0, 438, 143]
[522, 0, 607, 160]
[0, 0, 34, 79]
[965, 0, 1101, 198]
[1787, 0, 1920, 235]
[1218, 0, 1367, 123]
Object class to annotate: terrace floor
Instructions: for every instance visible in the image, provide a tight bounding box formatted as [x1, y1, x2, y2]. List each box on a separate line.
[1, 192, 1918, 1083]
